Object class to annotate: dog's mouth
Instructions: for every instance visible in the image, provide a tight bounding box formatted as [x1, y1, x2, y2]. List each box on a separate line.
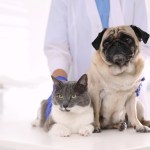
[104, 46, 134, 66]
[111, 54, 134, 66]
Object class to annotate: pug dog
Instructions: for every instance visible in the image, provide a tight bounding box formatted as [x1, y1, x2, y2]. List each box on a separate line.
[87, 25, 150, 133]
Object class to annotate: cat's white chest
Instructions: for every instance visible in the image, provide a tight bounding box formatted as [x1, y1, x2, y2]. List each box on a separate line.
[51, 105, 94, 134]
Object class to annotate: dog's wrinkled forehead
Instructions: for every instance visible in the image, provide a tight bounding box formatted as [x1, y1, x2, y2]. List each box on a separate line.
[103, 26, 134, 40]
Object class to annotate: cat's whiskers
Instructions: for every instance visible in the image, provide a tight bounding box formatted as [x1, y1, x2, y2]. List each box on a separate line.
[65, 108, 70, 112]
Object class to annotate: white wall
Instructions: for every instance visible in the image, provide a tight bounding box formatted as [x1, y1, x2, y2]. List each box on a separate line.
[0, 0, 51, 82]
[0, 0, 53, 115]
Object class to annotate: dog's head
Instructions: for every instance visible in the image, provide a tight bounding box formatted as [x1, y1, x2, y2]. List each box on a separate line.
[92, 25, 149, 66]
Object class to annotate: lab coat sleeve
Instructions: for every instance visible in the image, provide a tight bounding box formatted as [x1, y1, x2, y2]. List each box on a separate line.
[133, 0, 150, 59]
[44, 0, 72, 74]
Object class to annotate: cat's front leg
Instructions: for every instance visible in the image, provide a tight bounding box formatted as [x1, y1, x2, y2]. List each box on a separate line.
[32, 100, 47, 128]
[49, 124, 71, 137]
[78, 124, 94, 136]
[43, 115, 55, 132]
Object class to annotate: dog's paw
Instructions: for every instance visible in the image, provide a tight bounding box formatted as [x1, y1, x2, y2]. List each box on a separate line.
[136, 125, 150, 133]
[93, 126, 101, 133]
[118, 122, 127, 131]
[49, 124, 71, 137]
[141, 120, 150, 128]
[79, 125, 94, 136]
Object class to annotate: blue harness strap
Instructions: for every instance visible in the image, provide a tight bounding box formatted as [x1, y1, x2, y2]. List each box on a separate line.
[135, 77, 145, 97]
[45, 76, 67, 119]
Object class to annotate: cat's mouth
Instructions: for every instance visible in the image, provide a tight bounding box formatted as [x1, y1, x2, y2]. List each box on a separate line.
[60, 107, 70, 112]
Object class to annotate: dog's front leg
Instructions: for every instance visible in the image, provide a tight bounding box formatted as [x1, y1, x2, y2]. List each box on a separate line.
[91, 92, 102, 133]
[126, 94, 150, 133]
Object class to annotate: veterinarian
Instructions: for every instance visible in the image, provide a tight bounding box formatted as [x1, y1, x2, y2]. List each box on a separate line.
[44, 0, 150, 119]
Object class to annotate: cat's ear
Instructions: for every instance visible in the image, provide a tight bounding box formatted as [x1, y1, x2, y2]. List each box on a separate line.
[51, 76, 63, 88]
[75, 74, 88, 93]
[77, 74, 88, 87]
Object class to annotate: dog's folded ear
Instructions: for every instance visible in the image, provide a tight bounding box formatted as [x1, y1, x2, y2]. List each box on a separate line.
[130, 25, 150, 44]
[92, 28, 107, 50]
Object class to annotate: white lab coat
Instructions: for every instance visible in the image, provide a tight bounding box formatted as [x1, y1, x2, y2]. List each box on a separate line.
[44, 0, 150, 80]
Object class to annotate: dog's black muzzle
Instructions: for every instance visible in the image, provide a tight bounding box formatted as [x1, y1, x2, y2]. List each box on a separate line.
[105, 41, 134, 66]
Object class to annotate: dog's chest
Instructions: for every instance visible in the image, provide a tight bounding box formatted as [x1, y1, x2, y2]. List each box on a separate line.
[100, 91, 131, 126]
[99, 71, 141, 127]
[101, 92, 129, 110]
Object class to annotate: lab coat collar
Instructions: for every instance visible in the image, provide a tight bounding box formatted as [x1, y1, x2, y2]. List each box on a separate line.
[85, 0, 124, 41]
[109, 0, 124, 27]
[85, 0, 103, 41]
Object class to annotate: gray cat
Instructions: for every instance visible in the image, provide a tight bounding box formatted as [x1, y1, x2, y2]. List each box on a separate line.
[32, 74, 94, 137]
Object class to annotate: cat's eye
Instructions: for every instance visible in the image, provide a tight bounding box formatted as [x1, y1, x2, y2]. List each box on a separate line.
[58, 94, 63, 99]
[72, 94, 76, 99]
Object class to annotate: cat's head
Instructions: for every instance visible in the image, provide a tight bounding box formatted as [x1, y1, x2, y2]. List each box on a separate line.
[51, 74, 91, 113]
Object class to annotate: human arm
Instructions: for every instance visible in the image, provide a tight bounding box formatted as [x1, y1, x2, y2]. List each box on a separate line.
[44, 0, 71, 119]
[44, 0, 72, 75]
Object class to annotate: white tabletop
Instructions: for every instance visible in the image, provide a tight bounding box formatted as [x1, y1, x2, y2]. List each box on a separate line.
[0, 120, 150, 150]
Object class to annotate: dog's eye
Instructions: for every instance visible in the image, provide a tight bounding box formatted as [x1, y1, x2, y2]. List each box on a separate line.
[103, 41, 110, 47]
[124, 38, 133, 44]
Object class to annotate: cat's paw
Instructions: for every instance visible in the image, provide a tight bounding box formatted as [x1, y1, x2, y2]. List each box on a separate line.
[79, 125, 94, 136]
[31, 119, 40, 127]
[49, 124, 71, 137]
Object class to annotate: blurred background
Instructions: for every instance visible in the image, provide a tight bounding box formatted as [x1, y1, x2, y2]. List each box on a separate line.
[0, 0, 150, 122]
[0, 0, 50, 81]
[0, 0, 52, 121]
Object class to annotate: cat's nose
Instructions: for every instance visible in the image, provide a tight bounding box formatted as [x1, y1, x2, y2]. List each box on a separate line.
[63, 103, 68, 108]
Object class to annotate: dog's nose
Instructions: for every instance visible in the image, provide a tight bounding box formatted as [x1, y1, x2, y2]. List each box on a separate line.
[113, 54, 125, 65]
